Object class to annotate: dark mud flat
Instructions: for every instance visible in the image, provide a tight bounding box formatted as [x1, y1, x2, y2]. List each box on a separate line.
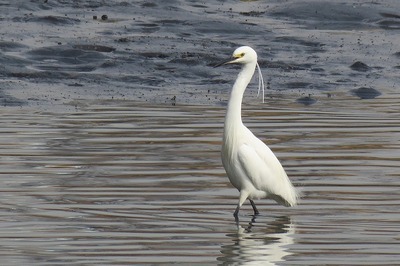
[0, 0, 400, 108]
[0, 1, 400, 265]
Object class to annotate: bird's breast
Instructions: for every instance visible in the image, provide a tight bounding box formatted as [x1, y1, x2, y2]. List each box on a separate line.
[221, 133, 247, 190]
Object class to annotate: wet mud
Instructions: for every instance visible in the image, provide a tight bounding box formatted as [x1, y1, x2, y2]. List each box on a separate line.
[0, 0, 399, 108]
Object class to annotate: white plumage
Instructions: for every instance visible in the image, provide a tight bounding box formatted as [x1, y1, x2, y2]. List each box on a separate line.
[216, 46, 298, 219]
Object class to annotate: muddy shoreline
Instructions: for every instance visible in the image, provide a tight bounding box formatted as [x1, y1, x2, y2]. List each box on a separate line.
[1, 0, 400, 110]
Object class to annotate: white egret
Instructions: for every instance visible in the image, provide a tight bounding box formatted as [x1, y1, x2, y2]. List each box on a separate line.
[215, 46, 298, 219]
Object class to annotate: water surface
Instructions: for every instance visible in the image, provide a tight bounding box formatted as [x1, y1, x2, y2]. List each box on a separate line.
[0, 94, 399, 265]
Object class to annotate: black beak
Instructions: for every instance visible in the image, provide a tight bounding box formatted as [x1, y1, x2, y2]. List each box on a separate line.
[214, 57, 236, 68]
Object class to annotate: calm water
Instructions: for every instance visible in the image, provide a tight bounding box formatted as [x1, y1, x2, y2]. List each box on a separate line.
[0, 94, 399, 265]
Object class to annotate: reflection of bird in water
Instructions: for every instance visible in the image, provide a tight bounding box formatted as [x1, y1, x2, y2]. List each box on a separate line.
[215, 46, 298, 220]
[218, 216, 295, 265]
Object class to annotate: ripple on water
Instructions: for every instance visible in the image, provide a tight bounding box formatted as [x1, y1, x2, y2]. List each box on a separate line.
[0, 95, 399, 264]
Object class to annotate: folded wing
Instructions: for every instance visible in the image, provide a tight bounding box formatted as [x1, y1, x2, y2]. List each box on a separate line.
[237, 137, 297, 207]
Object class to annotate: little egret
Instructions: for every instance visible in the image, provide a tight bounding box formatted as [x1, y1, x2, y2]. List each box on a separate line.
[215, 46, 298, 220]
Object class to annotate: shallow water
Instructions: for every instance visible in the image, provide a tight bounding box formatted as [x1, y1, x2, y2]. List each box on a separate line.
[1, 94, 399, 265]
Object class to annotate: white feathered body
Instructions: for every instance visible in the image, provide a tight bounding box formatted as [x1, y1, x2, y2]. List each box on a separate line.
[222, 123, 297, 207]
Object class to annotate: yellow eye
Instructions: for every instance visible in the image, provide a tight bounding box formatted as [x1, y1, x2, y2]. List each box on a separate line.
[234, 52, 245, 59]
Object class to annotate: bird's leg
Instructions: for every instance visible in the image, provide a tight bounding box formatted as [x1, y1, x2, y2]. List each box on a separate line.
[234, 191, 248, 222]
[249, 199, 259, 216]
[233, 205, 240, 224]
[233, 205, 240, 218]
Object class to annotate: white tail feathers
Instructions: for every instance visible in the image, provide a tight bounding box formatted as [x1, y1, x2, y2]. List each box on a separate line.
[270, 183, 299, 207]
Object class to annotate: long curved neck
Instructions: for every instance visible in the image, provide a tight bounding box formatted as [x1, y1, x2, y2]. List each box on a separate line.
[224, 62, 256, 134]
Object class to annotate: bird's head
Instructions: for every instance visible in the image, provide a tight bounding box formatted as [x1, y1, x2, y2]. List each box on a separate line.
[214, 46, 265, 102]
[215, 46, 257, 67]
